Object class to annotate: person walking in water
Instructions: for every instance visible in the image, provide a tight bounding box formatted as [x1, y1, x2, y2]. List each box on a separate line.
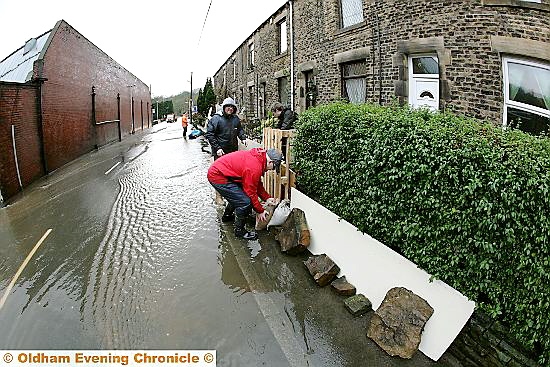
[181, 113, 189, 138]
[207, 148, 283, 240]
[206, 97, 247, 160]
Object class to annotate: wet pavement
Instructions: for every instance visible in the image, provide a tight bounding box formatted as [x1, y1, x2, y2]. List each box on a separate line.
[0, 122, 443, 366]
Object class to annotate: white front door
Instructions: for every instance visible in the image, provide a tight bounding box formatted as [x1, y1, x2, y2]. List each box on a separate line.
[409, 55, 439, 111]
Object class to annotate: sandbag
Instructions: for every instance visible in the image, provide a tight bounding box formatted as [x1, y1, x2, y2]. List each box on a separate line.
[255, 202, 277, 231]
[267, 199, 291, 228]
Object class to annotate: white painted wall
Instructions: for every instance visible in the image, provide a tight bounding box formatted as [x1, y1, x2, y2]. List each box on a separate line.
[290, 188, 475, 361]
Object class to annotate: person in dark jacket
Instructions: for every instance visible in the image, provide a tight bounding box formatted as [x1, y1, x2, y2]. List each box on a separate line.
[206, 97, 247, 159]
[208, 148, 283, 240]
[272, 102, 297, 130]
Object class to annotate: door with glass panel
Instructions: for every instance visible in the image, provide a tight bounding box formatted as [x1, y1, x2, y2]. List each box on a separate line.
[409, 55, 439, 111]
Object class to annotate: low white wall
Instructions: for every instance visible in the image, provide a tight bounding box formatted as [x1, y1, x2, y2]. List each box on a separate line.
[290, 188, 475, 361]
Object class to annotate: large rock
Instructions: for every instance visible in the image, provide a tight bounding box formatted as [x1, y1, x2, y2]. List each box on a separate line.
[304, 254, 340, 286]
[278, 208, 310, 255]
[367, 287, 434, 359]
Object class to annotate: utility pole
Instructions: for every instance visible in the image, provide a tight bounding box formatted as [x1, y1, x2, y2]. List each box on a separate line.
[190, 71, 193, 127]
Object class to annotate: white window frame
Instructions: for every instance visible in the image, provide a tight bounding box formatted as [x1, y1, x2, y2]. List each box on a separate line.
[279, 19, 287, 54]
[502, 57, 550, 128]
[340, 0, 364, 28]
[248, 42, 255, 69]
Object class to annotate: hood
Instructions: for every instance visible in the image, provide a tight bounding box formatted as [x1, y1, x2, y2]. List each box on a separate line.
[221, 97, 238, 112]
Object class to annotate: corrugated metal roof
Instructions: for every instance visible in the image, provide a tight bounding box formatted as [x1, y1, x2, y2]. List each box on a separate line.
[0, 30, 51, 83]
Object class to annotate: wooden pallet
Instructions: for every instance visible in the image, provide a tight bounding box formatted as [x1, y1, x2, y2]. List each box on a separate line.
[262, 128, 297, 200]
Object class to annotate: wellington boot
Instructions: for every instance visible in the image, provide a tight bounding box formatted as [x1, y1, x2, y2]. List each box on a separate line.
[234, 228, 258, 240]
[234, 216, 257, 240]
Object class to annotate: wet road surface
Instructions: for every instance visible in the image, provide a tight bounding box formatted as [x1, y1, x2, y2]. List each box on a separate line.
[0, 122, 442, 367]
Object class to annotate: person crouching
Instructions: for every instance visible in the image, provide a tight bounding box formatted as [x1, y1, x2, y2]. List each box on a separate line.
[207, 148, 283, 240]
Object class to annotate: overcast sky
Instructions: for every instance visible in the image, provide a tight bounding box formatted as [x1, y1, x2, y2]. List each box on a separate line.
[0, 0, 286, 97]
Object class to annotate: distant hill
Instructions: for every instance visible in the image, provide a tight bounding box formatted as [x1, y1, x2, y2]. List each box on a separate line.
[152, 89, 200, 116]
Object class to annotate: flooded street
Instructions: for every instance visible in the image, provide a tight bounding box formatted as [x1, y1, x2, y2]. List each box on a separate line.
[0, 123, 439, 367]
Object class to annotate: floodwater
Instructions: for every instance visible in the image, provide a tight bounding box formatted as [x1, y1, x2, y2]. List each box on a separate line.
[0, 122, 441, 367]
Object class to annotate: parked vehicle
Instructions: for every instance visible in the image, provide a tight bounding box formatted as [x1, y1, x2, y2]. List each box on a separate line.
[166, 114, 175, 123]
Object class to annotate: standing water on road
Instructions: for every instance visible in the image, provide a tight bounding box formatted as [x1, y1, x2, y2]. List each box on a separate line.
[0, 123, 440, 367]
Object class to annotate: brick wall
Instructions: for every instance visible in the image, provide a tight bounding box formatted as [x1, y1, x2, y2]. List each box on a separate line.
[39, 20, 151, 171]
[0, 82, 43, 199]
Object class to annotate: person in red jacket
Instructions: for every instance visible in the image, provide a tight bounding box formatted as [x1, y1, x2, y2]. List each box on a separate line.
[207, 148, 283, 240]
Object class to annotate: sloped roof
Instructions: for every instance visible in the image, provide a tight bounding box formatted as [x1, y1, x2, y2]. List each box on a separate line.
[0, 30, 52, 83]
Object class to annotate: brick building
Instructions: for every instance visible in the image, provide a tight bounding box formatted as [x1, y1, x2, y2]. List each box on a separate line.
[0, 20, 151, 202]
[213, 0, 549, 136]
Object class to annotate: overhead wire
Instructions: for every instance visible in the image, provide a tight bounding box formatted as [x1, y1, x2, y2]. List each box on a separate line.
[197, 0, 213, 48]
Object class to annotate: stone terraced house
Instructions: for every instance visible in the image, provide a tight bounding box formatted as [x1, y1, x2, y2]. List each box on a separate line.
[213, 0, 549, 136]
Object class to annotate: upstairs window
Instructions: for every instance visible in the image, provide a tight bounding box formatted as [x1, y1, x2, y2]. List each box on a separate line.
[340, 0, 364, 28]
[342, 60, 367, 104]
[503, 57, 550, 135]
[278, 20, 287, 54]
[232, 57, 236, 81]
[248, 42, 255, 69]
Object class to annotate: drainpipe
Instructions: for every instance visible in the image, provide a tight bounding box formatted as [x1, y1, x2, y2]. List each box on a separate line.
[117, 93, 122, 142]
[36, 77, 48, 174]
[289, 0, 295, 110]
[11, 125, 22, 189]
[91, 86, 98, 149]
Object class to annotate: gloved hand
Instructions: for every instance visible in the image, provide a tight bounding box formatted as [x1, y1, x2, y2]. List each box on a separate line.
[216, 149, 224, 157]
[257, 210, 269, 222]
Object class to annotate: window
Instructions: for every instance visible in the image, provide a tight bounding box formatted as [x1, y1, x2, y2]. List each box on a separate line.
[232, 57, 236, 81]
[304, 70, 316, 109]
[248, 42, 255, 69]
[503, 57, 550, 135]
[278, 77, 289, 107]
[278, 20, 287, 54]
[342, 61, 367, 104]
[408, 55, 440, 111]
[340, 0, 364, 28]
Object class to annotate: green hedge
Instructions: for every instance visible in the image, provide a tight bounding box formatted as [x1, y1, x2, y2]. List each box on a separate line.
[292, 102, 550, 364]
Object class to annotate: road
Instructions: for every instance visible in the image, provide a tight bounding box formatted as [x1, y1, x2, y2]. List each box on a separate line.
[0, 122, 441, 367]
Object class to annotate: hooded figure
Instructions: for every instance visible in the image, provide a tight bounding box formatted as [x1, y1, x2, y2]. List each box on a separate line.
[206, 97, 247, 159]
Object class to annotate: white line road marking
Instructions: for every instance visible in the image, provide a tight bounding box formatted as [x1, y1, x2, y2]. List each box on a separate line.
[0, 229, 53, 311]
[104, 162, 121, 175]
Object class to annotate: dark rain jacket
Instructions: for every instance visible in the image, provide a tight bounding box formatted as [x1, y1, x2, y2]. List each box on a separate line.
[276, 108, 297, 130]
[206, 113, 246, 156]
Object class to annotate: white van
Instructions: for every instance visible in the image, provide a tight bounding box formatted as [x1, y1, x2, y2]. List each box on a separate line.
[166, 114, 175, 123]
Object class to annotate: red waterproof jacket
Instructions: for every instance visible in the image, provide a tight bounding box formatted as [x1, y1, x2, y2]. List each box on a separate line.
[207, 148, 271, 213]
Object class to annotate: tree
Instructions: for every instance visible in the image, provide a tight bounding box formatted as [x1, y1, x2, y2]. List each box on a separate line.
[197, 88, 205, 115]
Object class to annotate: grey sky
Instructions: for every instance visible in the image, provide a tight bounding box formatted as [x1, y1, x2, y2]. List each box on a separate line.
[0, 0, 285, 97]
